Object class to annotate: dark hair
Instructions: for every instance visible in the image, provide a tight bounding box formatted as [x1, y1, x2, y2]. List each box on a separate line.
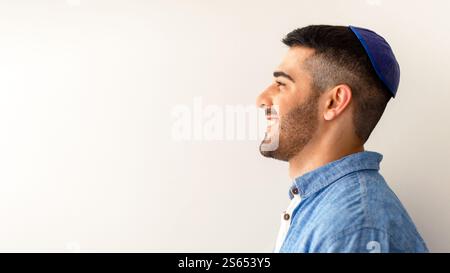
[282, 25, 391, 143]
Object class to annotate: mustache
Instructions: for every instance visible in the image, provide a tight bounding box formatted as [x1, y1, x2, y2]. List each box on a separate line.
[265, 106, 279, 117]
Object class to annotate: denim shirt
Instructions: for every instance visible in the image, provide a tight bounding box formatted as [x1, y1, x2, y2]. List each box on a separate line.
[278, 151, 429, 253]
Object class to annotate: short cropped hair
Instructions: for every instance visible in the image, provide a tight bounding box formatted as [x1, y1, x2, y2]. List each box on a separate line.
[282, 25, 392, 143]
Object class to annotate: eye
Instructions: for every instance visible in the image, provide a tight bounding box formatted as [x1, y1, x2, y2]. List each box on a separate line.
[276, 81, 285, 87]
[276, 81, 286, 89]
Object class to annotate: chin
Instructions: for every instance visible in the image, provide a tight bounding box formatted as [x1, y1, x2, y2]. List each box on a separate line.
[259, 140, 289, 162]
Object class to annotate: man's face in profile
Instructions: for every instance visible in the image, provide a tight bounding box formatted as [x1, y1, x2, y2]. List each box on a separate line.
[257, 47, 321, 161]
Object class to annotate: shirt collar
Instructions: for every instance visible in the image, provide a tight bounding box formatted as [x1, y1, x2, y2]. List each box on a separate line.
[288, 151, 383, 200]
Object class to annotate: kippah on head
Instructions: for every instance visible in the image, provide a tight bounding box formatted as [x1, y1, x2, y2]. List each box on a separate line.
[349, 26, 400, 98]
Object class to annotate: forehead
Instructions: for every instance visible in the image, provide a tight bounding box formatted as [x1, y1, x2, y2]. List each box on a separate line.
[277, 46, 315, 79]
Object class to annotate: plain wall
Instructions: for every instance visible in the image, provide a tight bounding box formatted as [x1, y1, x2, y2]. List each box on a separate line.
[0, 0, 449, 252]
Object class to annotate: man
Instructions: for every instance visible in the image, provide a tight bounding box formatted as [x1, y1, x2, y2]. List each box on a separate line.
[256, 25, 428, 253]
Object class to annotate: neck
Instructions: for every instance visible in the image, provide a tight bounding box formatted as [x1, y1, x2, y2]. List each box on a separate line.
[288, 137, 364, 180]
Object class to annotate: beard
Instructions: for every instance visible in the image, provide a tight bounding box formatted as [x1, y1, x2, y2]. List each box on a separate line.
[259, 92, 320, 161]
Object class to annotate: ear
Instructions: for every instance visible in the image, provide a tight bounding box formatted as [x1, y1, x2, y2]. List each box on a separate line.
[323, 84, 352, 121]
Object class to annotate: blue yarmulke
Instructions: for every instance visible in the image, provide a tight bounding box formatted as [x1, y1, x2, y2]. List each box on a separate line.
[349, 26, 400, 97]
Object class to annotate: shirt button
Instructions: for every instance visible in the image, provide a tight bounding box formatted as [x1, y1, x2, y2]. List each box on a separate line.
[283, 212, 290, 221]
[292, 187, 299, 195]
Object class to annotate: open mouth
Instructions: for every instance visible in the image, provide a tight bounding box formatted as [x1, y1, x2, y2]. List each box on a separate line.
[266, 115, 279, 121]
[265, 116, 280, 138]
[266, 117, 279, 132]
[265, 107, 279, 125]
[262, 106, 280, 144]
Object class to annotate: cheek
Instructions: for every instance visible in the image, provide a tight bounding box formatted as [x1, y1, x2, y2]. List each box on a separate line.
[278, 102, 290, 119]
[277, 93, 300, 118]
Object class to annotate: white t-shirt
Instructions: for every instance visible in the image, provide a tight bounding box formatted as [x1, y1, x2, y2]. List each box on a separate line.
[274, 193, 302, 253]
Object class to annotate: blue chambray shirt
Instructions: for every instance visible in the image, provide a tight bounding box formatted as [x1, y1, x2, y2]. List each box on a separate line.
[278, 151, 428, 253]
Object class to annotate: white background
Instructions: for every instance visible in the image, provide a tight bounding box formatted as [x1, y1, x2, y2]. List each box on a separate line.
[0, 0, 449, 252]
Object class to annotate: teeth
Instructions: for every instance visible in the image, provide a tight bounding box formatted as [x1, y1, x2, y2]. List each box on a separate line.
[268, 118, 279, 126]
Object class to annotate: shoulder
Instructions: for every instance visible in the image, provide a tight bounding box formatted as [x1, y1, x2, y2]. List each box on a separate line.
[306, 170, 428, 252]
[315, 169, 403, 228]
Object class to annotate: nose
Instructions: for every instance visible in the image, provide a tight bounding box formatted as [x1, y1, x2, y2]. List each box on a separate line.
[256, 86, 273, 109]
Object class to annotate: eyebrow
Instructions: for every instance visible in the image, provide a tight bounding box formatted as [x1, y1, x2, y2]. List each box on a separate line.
[273, 71, 295, 83]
